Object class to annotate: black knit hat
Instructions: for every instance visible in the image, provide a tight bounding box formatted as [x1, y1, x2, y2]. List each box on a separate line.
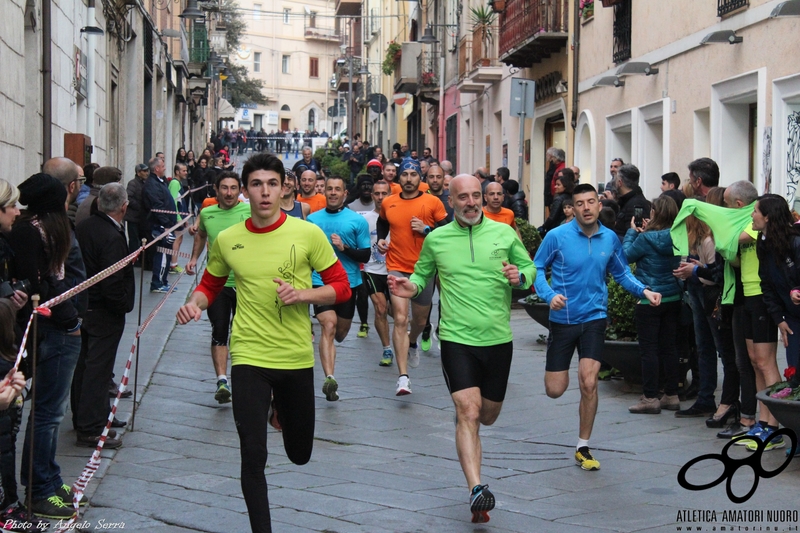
[18, 173, 67, 214]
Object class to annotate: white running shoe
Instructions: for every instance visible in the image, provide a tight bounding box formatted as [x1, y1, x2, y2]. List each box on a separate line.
[396, 375, 412, 396]
[408, 346, 421, 368]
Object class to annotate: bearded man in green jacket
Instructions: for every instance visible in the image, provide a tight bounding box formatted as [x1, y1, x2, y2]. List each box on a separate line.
[389, 174, 535, 525]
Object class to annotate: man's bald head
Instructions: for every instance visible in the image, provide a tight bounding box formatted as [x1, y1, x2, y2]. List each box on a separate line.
[299, 170, 318, 196]
[450, 174, 481, 196]
[42, 157, 79, 187]
[485, 182, 503, 195]
[484, 182, 504, 211]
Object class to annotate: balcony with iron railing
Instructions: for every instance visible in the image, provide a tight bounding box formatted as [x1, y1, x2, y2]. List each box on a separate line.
[333, 57, 362, 92]
[189, 26, 209, 64]
[498, 0, 569, 68]
[718, 0, 748, 16]
[469, 25, 503, 83]
[304, 16, 340, 42]
[456, 35, 484, 94]
[394, 42, 422, 94]
[416, 50, 440, 104]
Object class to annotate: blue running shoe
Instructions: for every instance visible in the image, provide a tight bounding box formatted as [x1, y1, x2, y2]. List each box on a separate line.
[733, 423, 764, 446]
[470, 484, 495, 523]
[746, 427, 785, 452]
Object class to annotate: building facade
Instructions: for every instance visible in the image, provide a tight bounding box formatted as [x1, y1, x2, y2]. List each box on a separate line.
[575, 0, 800, 204]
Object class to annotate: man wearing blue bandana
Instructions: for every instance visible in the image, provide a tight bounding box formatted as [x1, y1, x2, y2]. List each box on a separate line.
[377, 158, 448, 395]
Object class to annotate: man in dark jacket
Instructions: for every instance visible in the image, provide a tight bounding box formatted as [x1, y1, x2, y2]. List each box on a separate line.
[613, 164, 651, 240]
[142, 157, 177, 292]
[72, 183, 134, 448]
[125, 164, 150, 262]
[75, 166, 123, 225]
[504, 180, 528, 220]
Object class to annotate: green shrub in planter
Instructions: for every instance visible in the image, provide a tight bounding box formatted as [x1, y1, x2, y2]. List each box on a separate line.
[515, 218, 542, 257]
[605, 264, 638, 341]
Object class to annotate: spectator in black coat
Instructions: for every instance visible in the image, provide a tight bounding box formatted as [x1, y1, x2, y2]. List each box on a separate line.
[142, 157, 176, 292]
[71, 183, 134, 448]
[125, 164, 150, 257]
[504, 180, 528, 220]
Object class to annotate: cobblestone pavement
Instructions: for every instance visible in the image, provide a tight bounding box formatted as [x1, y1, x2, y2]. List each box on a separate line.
[38, 241, 800, 533]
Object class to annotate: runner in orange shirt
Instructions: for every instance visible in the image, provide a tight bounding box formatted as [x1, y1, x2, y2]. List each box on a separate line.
[377, 158, 448, 396]
[483, 182, 522, 240]
[383, 162, 402, 195]
[297, 169, 326, 213]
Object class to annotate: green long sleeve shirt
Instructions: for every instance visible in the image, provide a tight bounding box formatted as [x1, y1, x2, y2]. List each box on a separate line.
[670, 199, 756, 304]
[409, 216, 536, 346]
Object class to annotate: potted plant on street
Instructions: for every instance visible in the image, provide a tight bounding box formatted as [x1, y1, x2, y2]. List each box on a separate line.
[756, 367, 800, 436]
[470, 5, 497, 66]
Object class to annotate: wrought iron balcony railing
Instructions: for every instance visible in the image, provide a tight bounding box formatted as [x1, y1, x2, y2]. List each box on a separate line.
[417, 50, 440, 90]
[498, 0, 568, 59]
[189, 26, 209, 64]
[718, 0, 748, 17]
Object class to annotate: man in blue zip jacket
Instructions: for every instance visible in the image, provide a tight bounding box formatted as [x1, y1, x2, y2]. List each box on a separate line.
[533, 183, 661, 471]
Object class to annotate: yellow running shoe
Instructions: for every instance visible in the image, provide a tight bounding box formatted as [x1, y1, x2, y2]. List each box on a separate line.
[575, 447, 600, 471]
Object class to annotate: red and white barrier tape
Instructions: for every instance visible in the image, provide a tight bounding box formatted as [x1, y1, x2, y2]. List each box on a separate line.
[59, 274, 185, 530]
[156, 246, 192, 259]
[150, 208, 193, 217]
[12, 217, 191, 374]
[180, 183, 212, 200]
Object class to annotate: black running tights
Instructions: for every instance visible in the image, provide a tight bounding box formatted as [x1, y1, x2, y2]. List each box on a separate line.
[231, 365, 315, 533]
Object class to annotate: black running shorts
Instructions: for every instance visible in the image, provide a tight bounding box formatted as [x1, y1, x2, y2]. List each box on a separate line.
[742, 295, 778, 343]
[312, 285, 358, 320]
[545, 318, 606, 372]
[440, 340, 513, 403]
[207, 286, 237, 346]
[388, 270, 435, 306]
[362, 271, 389, 297]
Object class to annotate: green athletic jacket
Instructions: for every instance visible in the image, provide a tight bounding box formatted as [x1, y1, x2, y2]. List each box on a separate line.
[409, 216, 536, 346]
[670, 199, 755, 304]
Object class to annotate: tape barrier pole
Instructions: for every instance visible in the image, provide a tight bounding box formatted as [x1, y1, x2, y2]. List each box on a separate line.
[130, 238, 147, 433]
[25, 294, 39, 522]
[58, 272, 186, 531]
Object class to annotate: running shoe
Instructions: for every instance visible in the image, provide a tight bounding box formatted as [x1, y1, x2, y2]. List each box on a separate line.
[745, 427, 785, 452]
[575, 446, 600, 471]
[469, 484, 495, 524]
[357, 323, 369, 338]
[56, 484, 88, 506]
[323, 376, 339, 401]
[215, 379, 232, 404]
[733, 423, 764, 446]
[421, 324, 432, 352]
[433, 326, 441, 350]
[597, 369, 612, 381]
[0, 504, 50, 532]
[150, 285, 171, 294]
[29, 496, 74, 520]
[786, 443, 800, 458]
[408, 346, 421, 368]
[379, 348, 394, 367]
[169, 264, 184, 274]
[395, 375, 411, 396]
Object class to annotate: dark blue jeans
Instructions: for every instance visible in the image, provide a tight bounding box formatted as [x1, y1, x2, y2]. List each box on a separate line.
[150, 226, 171, 290]
[21, 325, 81, 501]
[687, 283, 717, 410]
